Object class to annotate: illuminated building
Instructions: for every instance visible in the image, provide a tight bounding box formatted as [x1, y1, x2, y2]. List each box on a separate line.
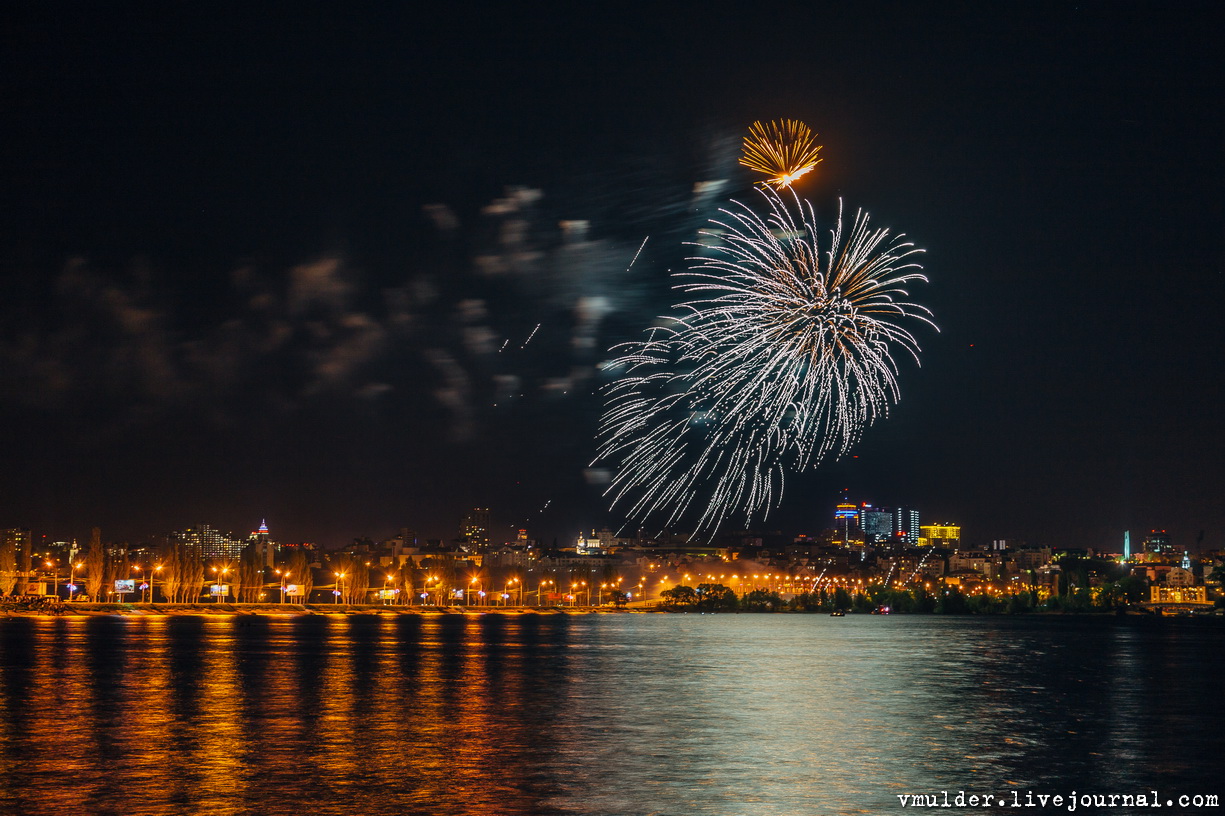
[919, 523, 960, 548]
[1149, 585, 1208, 605]
[834, 501, 858, 522]
[461, 508, 490, 550]
[248, 519, 276, 567]
[176, 524, 243, 561]
[833, 499, 859, 545]
[575, 531, 604, 555]
[1143, 530, 1174, 555]
[1166, 566, 1195, 587]
[858, 504, 893, 544]
[893, 507, 920, 545]
[948, 549, 1000, 579]
[2, 528, 32, 571]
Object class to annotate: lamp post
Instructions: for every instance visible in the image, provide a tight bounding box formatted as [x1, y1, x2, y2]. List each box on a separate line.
[536, 578, 553, 606]
[333, 572, 346, 604]
[69, 561, 83, 602]
[211, 566, 230, 602]
[385, 574, 395, 606]
[44, 560, 58, 601]
[275, 569, 290, 604]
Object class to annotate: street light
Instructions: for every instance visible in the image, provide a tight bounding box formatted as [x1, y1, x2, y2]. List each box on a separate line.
[69, 561, 83, 602]
[275, 569, 291, 604]
[44, 560, 58, 601]
[149, 563, 162, 603]
[135, 564, 157, 603]
[334, 572, 346, 604]
[211, 566, 231, 603]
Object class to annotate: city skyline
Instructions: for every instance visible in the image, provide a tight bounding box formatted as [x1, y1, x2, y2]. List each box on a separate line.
[1, 500, 1208, 558]
[2, 4, 1222, 553]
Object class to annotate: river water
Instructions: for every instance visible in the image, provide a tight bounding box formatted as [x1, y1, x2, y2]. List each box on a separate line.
[0, 612, 1221, 815]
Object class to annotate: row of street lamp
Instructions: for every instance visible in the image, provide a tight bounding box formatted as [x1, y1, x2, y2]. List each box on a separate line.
[30, 560, 925, 606]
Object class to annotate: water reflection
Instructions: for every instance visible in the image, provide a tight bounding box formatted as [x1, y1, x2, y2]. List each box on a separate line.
[0, 613, 1221, 815]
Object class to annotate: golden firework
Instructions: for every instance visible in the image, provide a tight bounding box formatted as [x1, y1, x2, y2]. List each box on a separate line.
[740, 119, 823, 188]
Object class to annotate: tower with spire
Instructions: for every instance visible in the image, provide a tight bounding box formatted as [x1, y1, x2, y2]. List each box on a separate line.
[249, 519, 276, 567]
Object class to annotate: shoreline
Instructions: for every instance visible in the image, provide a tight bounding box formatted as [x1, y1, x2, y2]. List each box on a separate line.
[2, 602, 1215, 618]
[0, 601, 649, 617]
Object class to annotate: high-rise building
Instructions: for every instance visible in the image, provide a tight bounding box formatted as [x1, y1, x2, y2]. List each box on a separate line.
[248, 519, 276, 567]
[834, 501, 858, 522]
[461, 508, 490, 550]
[1142, 530, 1174, 555]
[2, 528, 32, 572]
[893, 508, 920, 545]
[176, 524, 243, 561]
[858, 504, 893, 544]
[832, 498, 860, 545]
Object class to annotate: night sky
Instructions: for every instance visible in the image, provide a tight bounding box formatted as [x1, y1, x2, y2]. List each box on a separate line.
[2, 3, 1222, 551]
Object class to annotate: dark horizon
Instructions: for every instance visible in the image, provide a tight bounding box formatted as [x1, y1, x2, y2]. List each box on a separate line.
[2, 3, 1222, 552]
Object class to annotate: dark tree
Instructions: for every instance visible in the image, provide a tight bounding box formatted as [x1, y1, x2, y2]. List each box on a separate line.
[84, 527, 105, 601]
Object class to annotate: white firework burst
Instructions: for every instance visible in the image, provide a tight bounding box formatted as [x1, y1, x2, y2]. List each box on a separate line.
[596, 186, 936, 534]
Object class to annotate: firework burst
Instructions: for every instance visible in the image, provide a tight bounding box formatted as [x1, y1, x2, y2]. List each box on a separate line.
[740, 119, 823, 188]
[596, 186, 935, 534]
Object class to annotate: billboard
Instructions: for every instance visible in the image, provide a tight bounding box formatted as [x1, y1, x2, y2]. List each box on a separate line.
[377, 589, 398, 600]
[209, 584, 230, 596]
[114, 579, 136, 594]
[284, 584, 305, 597]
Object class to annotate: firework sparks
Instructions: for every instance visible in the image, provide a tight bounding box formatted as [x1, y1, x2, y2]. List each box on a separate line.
[596, 186, 935, 535]
[626, 236, 649, 272]
[740, 119, 823, 189]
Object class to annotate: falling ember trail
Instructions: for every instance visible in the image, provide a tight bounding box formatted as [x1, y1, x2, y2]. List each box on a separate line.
[521, 323, 541, 349]
[626, 236, 649, 272]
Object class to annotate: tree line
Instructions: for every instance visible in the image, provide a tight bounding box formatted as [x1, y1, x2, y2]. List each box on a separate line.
[655, 555, 1213, 614]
